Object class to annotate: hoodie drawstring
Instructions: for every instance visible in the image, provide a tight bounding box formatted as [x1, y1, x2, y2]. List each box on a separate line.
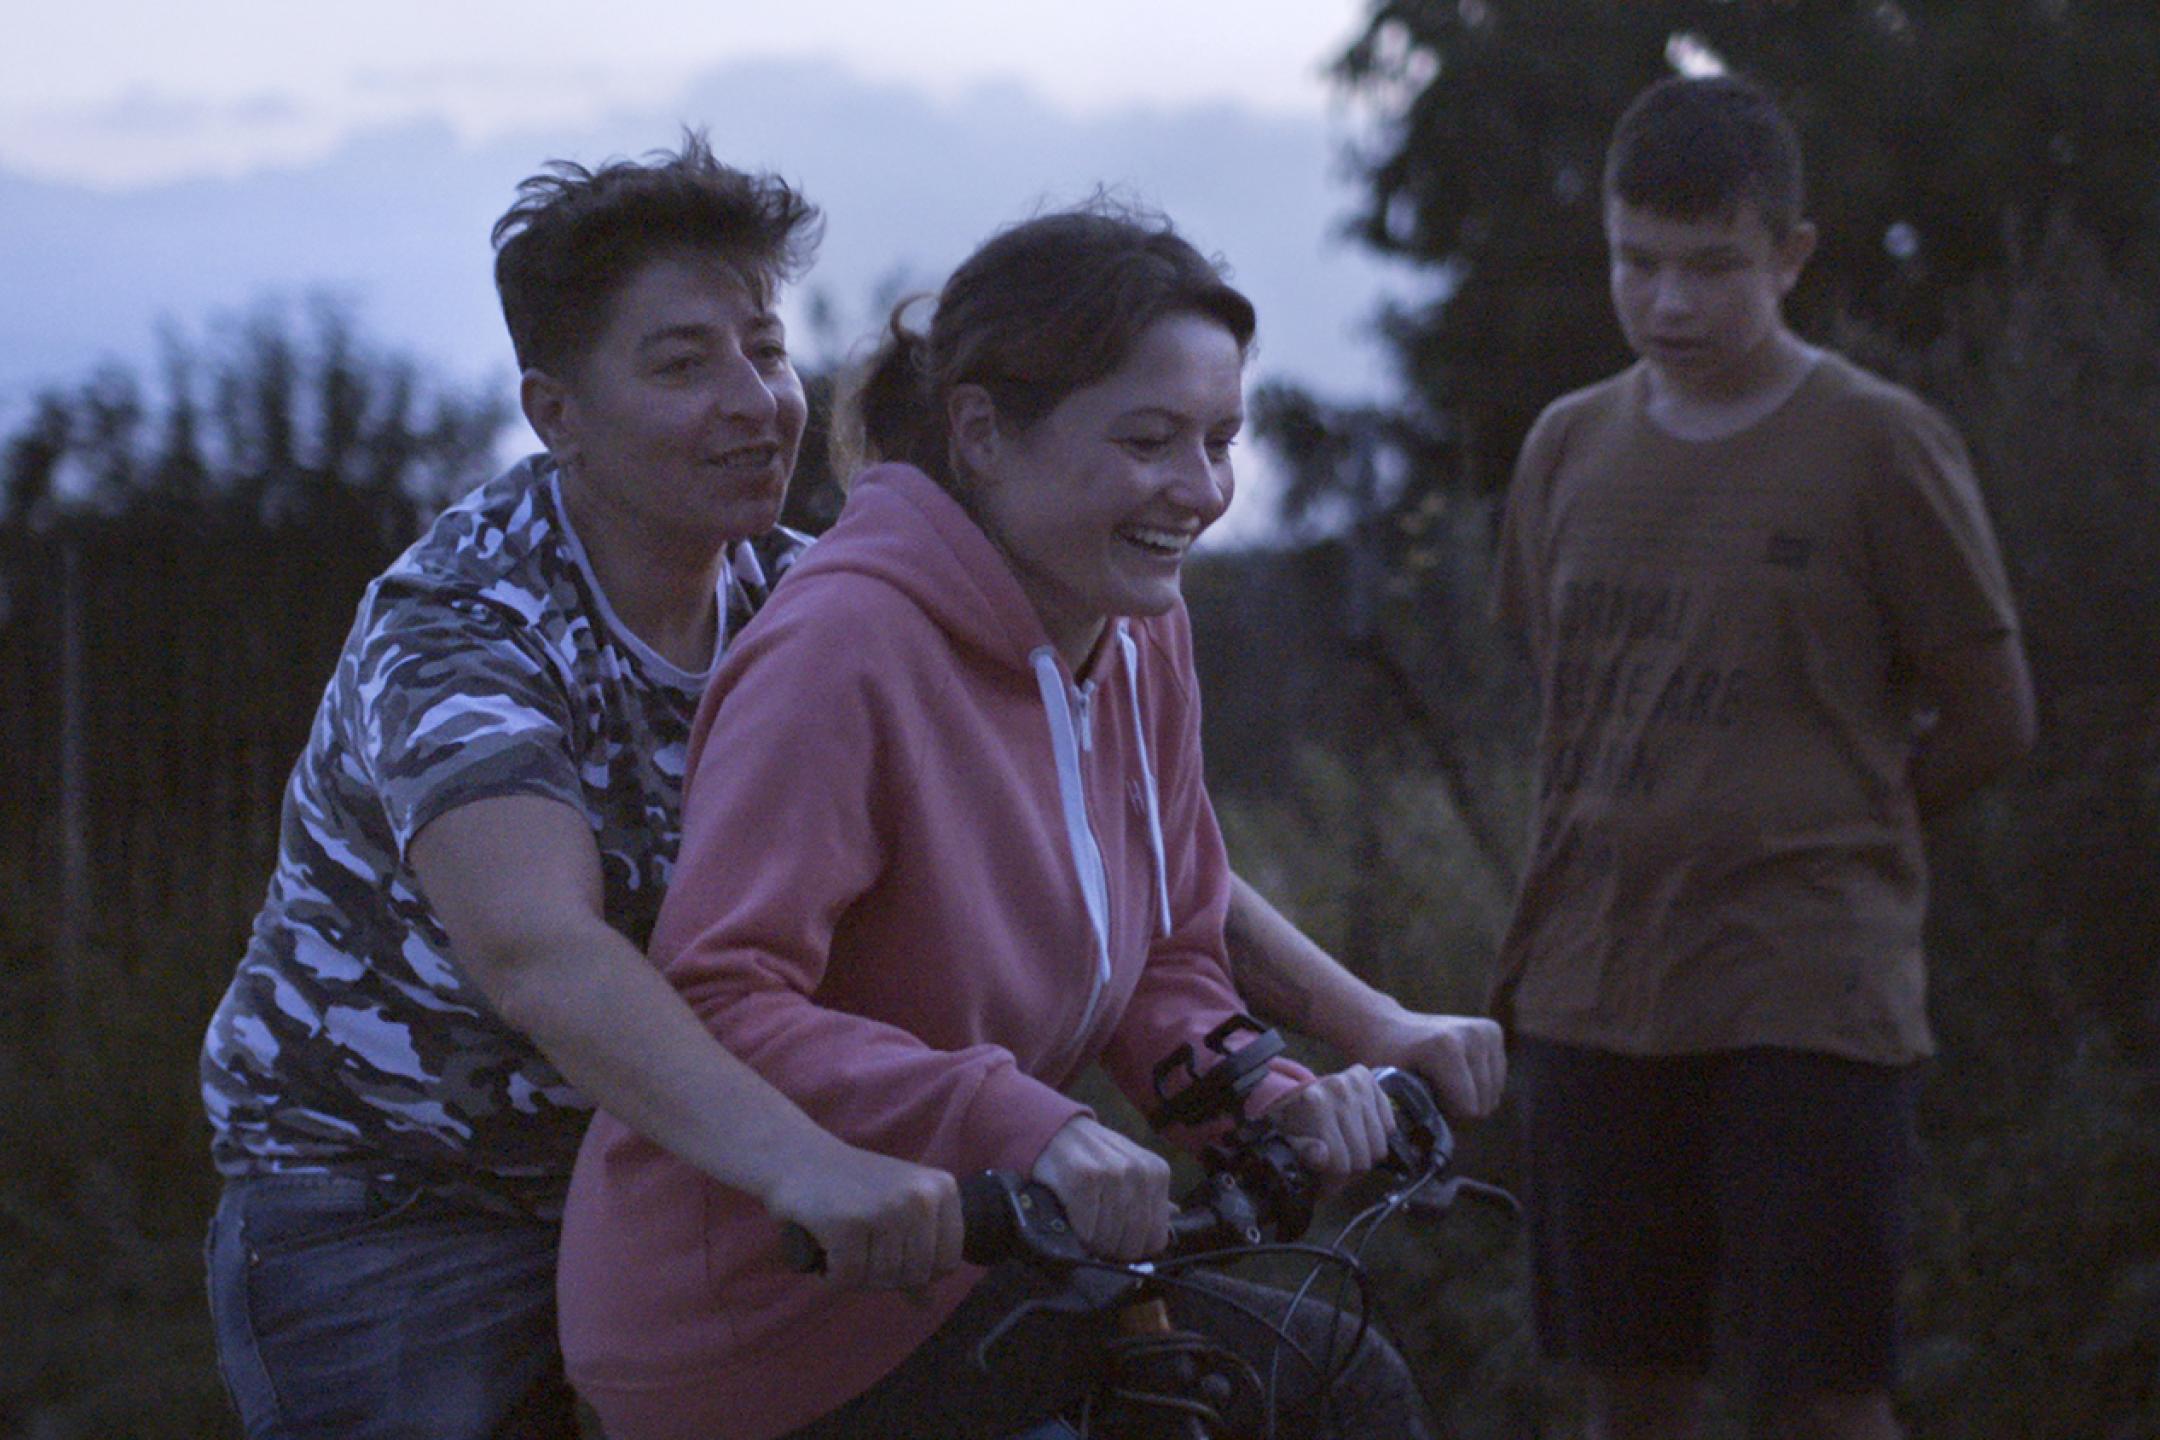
[1116, 628, 1174, 938]
[1033, 648, 1112, 1048]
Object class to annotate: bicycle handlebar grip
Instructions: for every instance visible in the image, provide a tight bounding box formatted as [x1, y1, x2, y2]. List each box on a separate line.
[780, 1172, 1085, 1278]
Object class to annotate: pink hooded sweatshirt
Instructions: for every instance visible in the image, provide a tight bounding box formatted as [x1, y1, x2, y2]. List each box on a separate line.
[557, 464, 1306, 1439]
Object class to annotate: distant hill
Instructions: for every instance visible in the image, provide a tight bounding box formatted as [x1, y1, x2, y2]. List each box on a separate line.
[0, 58, 1412, 448]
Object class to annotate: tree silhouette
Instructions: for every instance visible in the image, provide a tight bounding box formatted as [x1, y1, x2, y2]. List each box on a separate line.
[1, 296, 512, 537]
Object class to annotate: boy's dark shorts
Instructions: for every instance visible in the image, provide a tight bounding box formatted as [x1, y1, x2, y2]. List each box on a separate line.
[1517, 1038, 1920, 1396]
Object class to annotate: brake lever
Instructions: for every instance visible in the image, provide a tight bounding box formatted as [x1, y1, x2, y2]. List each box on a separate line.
[1372, 1066, 1454, 1181]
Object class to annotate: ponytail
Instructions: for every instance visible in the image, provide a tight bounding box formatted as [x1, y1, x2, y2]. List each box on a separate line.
[833, 296, 948, 489]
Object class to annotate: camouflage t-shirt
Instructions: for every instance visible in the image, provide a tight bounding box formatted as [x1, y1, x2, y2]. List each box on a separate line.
[200, 454, 806, 1213]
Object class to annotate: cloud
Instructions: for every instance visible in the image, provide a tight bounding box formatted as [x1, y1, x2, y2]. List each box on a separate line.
[34, 84, 309, 135]
[0, 85, 353, 187]
[350, 61, 621, 96]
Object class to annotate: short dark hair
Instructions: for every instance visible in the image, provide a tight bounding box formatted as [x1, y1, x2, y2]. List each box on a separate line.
[840, 200, 1255, 491]
[1604, 75, 1806, 240]
[491, 130, 822, 376]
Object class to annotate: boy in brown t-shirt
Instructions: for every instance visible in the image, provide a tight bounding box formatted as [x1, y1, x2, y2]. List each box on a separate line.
[1492, 75, 2035, 1440]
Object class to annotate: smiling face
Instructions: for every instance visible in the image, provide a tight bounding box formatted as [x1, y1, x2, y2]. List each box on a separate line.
[1606, 197, 1815, 401]
[958, 311, 1245, 668]
[524, 249, 806, 561]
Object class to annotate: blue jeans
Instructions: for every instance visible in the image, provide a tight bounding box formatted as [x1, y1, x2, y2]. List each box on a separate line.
[204, 1173, 578, 1440]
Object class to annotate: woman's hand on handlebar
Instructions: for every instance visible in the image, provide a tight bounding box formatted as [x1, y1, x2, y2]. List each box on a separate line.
[766, 1138, 964, 1291]
[1029, 1115, 1172, 1262]
[1267, 1065, 1397, 1177]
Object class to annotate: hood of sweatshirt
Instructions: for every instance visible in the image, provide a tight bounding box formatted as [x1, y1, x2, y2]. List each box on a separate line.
[787, 464, 1176, 1060]
[786, 462, 1077, 676]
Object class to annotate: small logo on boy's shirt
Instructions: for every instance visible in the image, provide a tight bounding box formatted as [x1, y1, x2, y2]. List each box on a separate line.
[1764, 532, 1815, 569]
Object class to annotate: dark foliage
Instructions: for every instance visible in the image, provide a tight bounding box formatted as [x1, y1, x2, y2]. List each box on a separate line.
[2, 296, 512, 538]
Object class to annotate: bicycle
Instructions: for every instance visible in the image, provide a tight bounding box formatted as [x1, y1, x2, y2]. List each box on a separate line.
[786, 1017, 1518, 1439]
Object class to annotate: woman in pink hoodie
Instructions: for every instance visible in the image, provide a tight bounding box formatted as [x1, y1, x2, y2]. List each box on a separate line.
[558, 206, 1435, 1440]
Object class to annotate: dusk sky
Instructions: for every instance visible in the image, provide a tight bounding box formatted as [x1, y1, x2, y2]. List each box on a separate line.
[4, 3, 1404, 541]
[5, 2, 1375, 187]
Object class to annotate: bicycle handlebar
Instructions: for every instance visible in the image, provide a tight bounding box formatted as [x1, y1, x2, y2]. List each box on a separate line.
[782, 1066, 1461, 1278]
[779, 1145, 1302, 1279]
[772, 1053, 1517, 1439]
